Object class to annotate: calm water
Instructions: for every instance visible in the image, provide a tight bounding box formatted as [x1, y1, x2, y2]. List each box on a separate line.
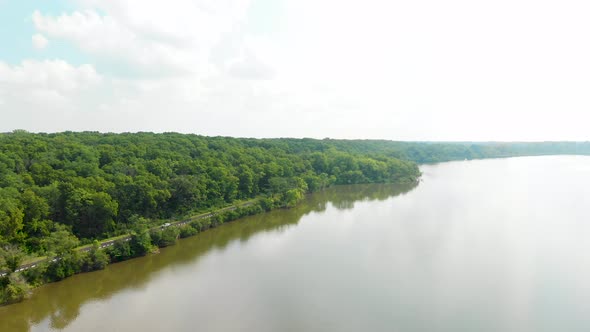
[2, 156, 590, 332]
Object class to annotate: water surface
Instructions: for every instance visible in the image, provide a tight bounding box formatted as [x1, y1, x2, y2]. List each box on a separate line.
[2, 156, 590, 331]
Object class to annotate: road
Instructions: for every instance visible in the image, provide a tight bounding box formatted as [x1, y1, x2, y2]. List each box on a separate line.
[0, 201, 255, 277]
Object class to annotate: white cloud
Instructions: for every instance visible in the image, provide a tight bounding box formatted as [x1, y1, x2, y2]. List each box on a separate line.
[31, 33, 48, 49]
[0, 60, 104, 131]
[228, 50, 275, 80]
[32, 10, 195, 76]
[0, 59, 101, 92]
[0, 59, 101, 110]
[3, 0, 590, 140]
[32, 0, 254, 77]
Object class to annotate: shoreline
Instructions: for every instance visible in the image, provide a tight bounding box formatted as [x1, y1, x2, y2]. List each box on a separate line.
[1, 180, 420, 306]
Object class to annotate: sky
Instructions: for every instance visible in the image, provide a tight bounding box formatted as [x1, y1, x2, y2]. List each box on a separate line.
[1, 0, 589, 141]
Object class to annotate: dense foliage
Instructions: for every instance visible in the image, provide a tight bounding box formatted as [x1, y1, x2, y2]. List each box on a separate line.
[2, 199, 299, 304]
[0, 131, 419, 291]
[3, 131, 586, 304]
[309, 139, 590, 163]
[0, 131, 418, 246]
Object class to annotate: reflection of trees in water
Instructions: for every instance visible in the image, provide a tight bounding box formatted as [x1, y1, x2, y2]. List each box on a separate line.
[0, 183, 417, 332]
[316, 183, 417, 211]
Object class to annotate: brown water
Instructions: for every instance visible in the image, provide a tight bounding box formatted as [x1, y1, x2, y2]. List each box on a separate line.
[2, 156, 590, 332]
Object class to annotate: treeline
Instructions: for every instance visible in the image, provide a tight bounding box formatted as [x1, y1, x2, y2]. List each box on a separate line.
[0, 131, 420, 303]
[0, 201, 273, 304]
[308, 139, 590, 163]
[0, 131, 420, 245]
[5, 131, 584, 304]
[1, 184, 416, 330]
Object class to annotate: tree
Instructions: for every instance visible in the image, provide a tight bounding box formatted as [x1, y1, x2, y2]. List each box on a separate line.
[20, 189, 50, 225]
[106, 240, 132, 262]
[41, 225, 79, 256]
[282, 189, 304, 208]
[63, 188, 118, 238]
[150, 227, 179, 247]
[0, 274, 30, 304]
[130, 231, 153, 256]
[81, 242, 109, 272]
[237, 165, 256, 198]
[0, 192, 25, 244]
[167, 175, 205, 213]
[0, 245, 30, 304]
[0, 245, 26, 273]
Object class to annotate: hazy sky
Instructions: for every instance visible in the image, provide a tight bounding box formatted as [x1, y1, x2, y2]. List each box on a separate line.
[1, 0, 589, 140]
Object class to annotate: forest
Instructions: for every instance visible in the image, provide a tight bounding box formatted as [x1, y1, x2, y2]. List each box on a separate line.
[0, 131, 421, 304]
[1, 131, 589, 304]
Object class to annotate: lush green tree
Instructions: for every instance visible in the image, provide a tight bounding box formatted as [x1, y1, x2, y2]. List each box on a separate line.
[45, 251, 83, 281]
[130, 231, 153, 256]
[0, 274, 30, 304]
[0, 245, 26, 273]
[167, 175, 206, 213]
[80, 242, 109, 271]
[179, 225, 198, 238]
[0, 191, 25, 244]
[150, 227, 179, 248]
[105, 240, 132, 263]
[0, 131, 432, 304]
[6, 131, 589, 305]
[41, 225, 80, 256]
[282, 189, 304, 208]
[237, 165, 256, 198]
[71, 191, 118, 238]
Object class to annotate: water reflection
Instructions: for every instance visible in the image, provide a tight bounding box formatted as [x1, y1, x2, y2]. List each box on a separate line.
[0, 183, 416, 332]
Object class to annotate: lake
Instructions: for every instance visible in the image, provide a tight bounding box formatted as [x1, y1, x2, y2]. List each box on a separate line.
[2, 156, 590, 332]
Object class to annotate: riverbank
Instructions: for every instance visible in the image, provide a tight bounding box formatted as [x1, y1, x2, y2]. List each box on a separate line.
[0, 180, 417, 306]
[3, 157, 587, 332]
[1, 198, 259, 277]
[0, 197, 269, 305]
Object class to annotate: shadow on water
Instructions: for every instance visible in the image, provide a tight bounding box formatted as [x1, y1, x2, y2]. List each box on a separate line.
[0, 183, 417, 332]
